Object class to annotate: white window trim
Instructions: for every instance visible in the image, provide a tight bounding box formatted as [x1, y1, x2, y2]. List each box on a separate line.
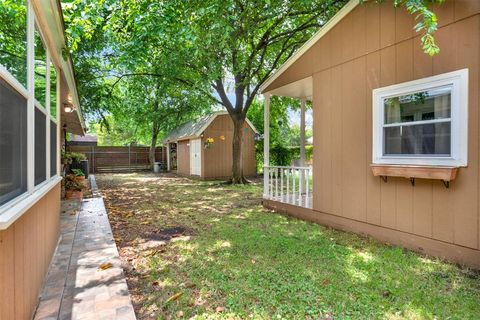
[0, 177, 62, 230]
[372, 69, 469, 167]
[0, 1, 62, 226]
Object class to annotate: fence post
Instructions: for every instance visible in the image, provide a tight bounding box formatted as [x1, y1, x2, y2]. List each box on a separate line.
[128, 145, 131, 170]
[92, 146, 95, 173]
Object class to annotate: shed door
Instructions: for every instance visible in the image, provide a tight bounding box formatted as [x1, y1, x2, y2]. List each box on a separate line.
[190, 138, 201, 176]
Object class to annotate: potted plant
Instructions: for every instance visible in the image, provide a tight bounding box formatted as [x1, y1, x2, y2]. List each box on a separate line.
[69, 152, 89, 178]
[71, 168, 86, 185]
[64, 174, 83, 200]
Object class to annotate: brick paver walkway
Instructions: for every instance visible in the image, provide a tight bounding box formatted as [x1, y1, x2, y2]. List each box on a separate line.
[34, 176, 136, 320]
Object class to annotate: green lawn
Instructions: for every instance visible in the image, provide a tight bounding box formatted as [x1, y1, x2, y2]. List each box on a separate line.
[97, 173, 480, 320]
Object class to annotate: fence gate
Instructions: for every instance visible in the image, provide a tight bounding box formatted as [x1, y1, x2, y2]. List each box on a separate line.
[67, 145, 166, 173]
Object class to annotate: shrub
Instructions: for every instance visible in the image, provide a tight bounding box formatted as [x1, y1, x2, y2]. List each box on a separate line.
[71, 168, 85, 177]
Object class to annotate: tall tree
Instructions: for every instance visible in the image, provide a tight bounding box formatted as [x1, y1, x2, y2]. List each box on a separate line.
[63, 0, 444, 182]
[62, 0, 211, 162]
[113, 0, 443, 183]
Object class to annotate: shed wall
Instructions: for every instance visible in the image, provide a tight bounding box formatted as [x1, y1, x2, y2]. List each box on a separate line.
[202, 114, 257, 179]
[0, 184, 61, 320]
[177, 140, 191, 176]
[265, 0, 480, 264]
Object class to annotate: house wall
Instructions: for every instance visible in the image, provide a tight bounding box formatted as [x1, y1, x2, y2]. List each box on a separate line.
[266, 0, 480, 266]
[201, 114, 257, 179]
[0, 184, 61, 320]
[177, 140, 191, 176]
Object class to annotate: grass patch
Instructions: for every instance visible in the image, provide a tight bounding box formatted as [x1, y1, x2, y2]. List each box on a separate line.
[97, 173, 480, 320]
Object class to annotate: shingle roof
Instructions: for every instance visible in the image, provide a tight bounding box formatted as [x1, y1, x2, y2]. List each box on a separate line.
[163, 113, 218, 143]
[163, 111, 258, 143]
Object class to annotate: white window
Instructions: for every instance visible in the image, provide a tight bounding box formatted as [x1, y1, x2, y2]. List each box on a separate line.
[372, 69, 468, 167]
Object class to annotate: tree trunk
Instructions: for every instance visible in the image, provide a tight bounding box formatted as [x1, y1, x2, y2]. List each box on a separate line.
[149, 125, 159, 169]
[231, 115, 247, 184]
[149, 99, 160, 169]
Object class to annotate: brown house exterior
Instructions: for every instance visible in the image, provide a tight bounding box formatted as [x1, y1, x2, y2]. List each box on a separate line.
[0, 1, 85, 318]
[165, 112, 257, 179]
[261, 0, 480, 268]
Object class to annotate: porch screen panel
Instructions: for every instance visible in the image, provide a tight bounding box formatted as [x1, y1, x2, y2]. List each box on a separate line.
[0, 78, 27, 206]
[35, 108, 46, 185]
[50, 121, 57, 177]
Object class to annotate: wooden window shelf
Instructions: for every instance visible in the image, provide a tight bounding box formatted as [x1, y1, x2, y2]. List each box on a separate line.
[371, 164, 459, 187]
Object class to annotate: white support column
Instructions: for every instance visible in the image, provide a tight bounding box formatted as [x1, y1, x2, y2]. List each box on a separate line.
[166, 143, 171, 171]
[46, 51, 51, 179]
[300, 98, 306, 167]
[27, 2, 35, 192]
[299, 98, 306, 194]
[263, 93, 271, 197]
[57, 72, 61, 176]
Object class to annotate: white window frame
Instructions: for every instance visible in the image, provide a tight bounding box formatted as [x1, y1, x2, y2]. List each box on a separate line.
[372, 69, 469, 167]
[0, 1, 62, 228]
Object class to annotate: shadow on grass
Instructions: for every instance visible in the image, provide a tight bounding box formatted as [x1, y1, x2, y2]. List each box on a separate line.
[96, 173, 480, 320]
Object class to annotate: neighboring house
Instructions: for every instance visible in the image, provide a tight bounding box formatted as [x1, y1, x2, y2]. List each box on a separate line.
[69, 134, 98, 146]
[261, 0, 480, 268]
[0, 1, 85, 318]
[164, 111, 258, 179]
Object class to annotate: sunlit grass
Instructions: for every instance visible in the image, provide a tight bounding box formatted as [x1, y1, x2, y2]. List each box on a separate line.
[97, 173, 480, 320]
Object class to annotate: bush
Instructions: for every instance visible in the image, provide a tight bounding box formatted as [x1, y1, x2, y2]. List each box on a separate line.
[255, 144, 313, 172]
[69, 152, 86, 162]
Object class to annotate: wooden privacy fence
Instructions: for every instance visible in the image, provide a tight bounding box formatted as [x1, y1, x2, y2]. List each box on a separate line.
[67, 146, 167, 173]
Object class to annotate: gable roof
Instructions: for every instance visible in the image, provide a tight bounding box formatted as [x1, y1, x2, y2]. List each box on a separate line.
[260, 0, 358, 93]
[163, 111, 258, 143]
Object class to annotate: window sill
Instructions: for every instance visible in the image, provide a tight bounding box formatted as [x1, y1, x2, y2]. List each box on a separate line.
[0, 176, 62, 230]
[370, 164, 458, 183]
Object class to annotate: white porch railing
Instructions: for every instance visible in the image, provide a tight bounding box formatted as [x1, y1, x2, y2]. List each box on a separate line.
[263, 166, 312, 209]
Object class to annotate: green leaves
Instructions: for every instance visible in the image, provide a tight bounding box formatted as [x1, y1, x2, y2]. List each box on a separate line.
[391, 0, 443, 56]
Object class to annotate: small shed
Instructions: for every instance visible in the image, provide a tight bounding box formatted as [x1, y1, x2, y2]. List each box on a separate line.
[164, 111, 258, 179]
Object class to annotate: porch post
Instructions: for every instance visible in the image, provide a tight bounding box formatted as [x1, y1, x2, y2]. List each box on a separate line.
[263, 93, 271, 197]
[299, 98, 306, 195]
[166, 143, 171, 171]
[300, 98, 306, 167]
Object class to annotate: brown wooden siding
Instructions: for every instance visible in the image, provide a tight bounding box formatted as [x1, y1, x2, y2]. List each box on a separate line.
[201, 114, 256, 179]
[268, 0, 480, 261]
[0, 184, 61, 320]
[177, 140, 190, 175]
[265, 0, 480, 92]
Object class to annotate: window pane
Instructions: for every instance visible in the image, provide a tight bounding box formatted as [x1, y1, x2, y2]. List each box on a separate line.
[384, 122, 451, 156]
[50, 61, 57, 117]
[0, 78, 27, 205]
[0, 0, 27, 87]
[50, 121, 57, 177]
[35, 108, 46, 185]
[34, 28, 47, 107]
[384, 86, 451, 124]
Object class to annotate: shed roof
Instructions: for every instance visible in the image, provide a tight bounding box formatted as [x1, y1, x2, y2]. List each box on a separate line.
[71, 134, 98, 143]
[164, 111, 258, 143]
